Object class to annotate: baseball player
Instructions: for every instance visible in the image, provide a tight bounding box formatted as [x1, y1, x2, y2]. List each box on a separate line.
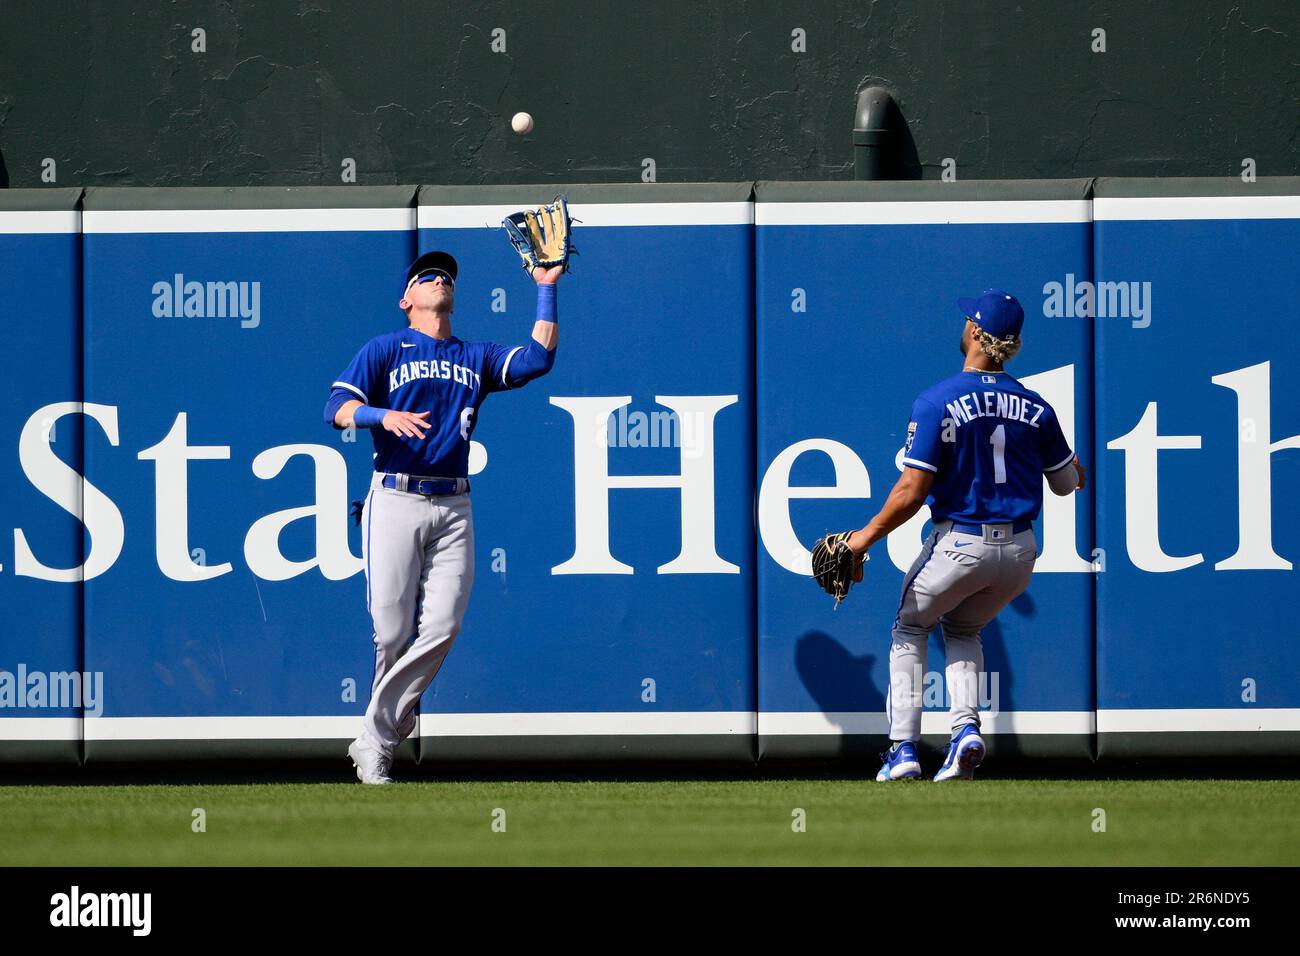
[324, 251, 562, 783]
[843, 289, 1085, 782]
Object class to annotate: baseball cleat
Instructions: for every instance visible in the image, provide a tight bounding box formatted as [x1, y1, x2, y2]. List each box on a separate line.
[933, 724, 985, 782]
[875, 741, 923, 781]
[348, 737, 393, 785]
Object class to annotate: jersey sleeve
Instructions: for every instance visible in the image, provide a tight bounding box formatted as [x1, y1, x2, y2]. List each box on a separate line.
[1038, 403, 1075, 473]
[332, 337, 390, 405]
[481, 342, 526, 393]
[901, 396, 945, 473]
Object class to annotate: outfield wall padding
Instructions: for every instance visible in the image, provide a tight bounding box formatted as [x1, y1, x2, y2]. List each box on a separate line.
[755, 179, 1096, 762]
[0, 179, 1295, 766]
[0, 188, 84, 763]
[1093, 177, 1300, 757]
[412, 182, 757, 763]
[80, 186, 419, 762]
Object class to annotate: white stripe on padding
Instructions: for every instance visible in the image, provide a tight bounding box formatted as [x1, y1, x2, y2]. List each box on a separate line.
[1095, 195, 1300, 222]
[0, 210, 81, 234]
[332, 381, 368, 402]
[756, 200, 1092, 226]
[1097, 708, 1300, 733]
[83, 716, 364, 740]
[0, 717, 81, 740]
[33, 710, 1300, 740]
[83, 207, 415, 234]
[417, 712, 757, 736]
[69, 713, 757, 741]
[419, 202, 754, 229]
[759, 711, 1096, 735]
[500, 346, 523, 387]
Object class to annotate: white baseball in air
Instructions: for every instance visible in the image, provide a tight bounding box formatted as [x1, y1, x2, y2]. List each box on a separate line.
[511, 111, 534, 135]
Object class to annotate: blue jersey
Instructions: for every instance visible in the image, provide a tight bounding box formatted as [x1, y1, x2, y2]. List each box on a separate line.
[901, 370, 1074, 525]
[328, 328, 526, 478]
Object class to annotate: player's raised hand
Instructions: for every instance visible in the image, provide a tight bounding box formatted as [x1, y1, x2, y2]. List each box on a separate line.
[532, 265, 563, 285]
[382, 409, 431, 440]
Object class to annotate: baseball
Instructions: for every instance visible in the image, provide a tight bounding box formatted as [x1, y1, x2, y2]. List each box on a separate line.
[511, 111, 534, 135]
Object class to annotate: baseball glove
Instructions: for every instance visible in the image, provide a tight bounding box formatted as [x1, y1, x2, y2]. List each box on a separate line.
[502, 195, 575, 274]
[810, 531, 867, 607]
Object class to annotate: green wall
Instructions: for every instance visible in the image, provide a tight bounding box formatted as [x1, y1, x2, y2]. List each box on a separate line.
[0, 1, 1296, 187]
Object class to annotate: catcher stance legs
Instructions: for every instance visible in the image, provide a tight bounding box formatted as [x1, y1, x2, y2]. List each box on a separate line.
[360, 475, 474, 757]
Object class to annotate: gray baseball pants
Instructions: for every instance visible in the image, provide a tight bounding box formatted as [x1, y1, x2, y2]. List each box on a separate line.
[887, 520, 1037, 742]
[359, 472, 474, 756]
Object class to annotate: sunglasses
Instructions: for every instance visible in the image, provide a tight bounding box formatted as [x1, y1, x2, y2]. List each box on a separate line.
[410, 269, 455, 290]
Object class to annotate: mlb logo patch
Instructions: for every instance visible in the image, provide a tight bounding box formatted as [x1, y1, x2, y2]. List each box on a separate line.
[982, 375, 997, 384]
[991, 528, 1006, 540]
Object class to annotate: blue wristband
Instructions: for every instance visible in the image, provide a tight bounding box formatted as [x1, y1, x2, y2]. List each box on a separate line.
[536, 283, 557, 324]
[352, 405, 388, 429]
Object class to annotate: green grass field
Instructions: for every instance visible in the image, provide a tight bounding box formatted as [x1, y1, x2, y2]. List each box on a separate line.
[1, 778, 1296, 866]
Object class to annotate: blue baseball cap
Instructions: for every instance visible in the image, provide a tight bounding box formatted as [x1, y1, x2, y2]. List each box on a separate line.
[405, 251, 459, 291]
[957, 289, 1024, 338]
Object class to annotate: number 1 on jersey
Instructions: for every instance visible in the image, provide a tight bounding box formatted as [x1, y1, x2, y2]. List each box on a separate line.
[989, 424, 1007, 484]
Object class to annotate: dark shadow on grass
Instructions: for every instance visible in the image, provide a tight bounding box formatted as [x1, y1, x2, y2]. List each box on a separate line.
[3, 756, 1299, 786]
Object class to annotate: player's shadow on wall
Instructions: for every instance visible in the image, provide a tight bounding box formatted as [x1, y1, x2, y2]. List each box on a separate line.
[794, 590, 1031, 756]
[0, 148, 9, 188]
[794, 630, 886, 756]
[977, 590, 1031, 715]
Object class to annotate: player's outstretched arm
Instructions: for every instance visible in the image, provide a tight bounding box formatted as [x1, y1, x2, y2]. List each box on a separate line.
[529, 264, 560, 350]
[499, 267, 561, 390]
[847, 466, 935, 557]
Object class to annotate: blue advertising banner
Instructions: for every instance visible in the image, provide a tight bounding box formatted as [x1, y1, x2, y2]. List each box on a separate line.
[0, 190, 84, 762]
[79, 187, 417, 759]
[1094, 180, 1300, 756]
[6, 179, 1295, 767]
[755, 182, 1096, 760]
[411, 185, 756, 760]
